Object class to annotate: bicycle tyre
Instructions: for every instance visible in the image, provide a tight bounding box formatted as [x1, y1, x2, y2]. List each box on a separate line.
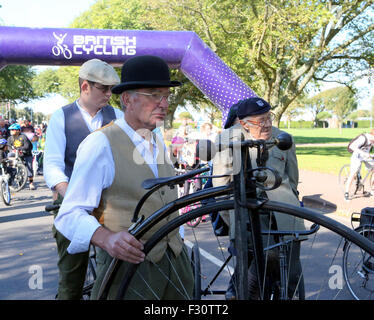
[338, 164, 351, 194]
[368, 170, 374, 193]
[82, 248, 97, 300]
[343, 225, 374, 300]
[10, 162, 27, 192]
[115, 200, 233, 300]
[113, 199, 374, 300]
[185, 203, 202, 228]
[1, 179, 11, 205]
[191, 243, 202, 300]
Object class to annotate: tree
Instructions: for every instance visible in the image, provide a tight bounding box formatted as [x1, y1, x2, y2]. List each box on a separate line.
[146, 0, 374, 126]
[305, 93, 328, 128]
[177, 111, 193, 120]
[0, 65, 40, 104]
[316, 111, 332, 128]
[323, 86, 358, 131]
[32, 1, 374, 128]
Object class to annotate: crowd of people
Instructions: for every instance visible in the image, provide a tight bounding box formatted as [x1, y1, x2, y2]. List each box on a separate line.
[0, 116, 47, 190]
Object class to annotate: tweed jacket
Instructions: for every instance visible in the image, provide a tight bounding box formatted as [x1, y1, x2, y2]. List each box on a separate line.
[212, 123, 305, 239]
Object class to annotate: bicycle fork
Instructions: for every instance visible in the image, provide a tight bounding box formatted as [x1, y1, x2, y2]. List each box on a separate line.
[233, 142, 267, 300]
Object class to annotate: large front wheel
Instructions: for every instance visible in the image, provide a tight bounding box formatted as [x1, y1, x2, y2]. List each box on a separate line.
[104, 200, 374, 300]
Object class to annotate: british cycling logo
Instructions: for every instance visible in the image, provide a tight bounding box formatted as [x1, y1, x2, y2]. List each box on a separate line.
[52, 32, 72, 59]
[52, 32, 137, 59]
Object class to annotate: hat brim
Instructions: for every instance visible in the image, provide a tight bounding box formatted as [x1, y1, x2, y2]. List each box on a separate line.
[111, 80, 181, 94]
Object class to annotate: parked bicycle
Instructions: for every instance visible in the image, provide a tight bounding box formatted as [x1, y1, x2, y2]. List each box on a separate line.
[0, 161, 11, 205]
[343, 208, 374, 300]
[338, 159, 374, 199]
[176, 164, 209, 228]
[7, 150, 28, 192]
[94, 133, 374, 300]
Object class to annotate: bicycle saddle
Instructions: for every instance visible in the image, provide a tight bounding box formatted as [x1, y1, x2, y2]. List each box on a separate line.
[141, 166, 209, 190]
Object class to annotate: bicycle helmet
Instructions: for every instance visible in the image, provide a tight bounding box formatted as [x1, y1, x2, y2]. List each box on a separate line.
[0, 138, 7, 150]
[8, 123, 21, 130]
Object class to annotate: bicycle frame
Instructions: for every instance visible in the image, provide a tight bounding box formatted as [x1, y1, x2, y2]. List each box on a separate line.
[98, 135, 374, 300]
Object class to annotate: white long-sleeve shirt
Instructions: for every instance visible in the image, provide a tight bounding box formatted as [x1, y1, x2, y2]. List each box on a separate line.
[43, 101, 124, 190]
[54, 118, 162, 254]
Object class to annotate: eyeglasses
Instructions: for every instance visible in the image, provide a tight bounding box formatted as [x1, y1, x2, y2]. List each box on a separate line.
[130, 91, 173, 104]
[92, 84, 113, 93]
[87, 81, 113, 93]
[244, 113, 274, 127]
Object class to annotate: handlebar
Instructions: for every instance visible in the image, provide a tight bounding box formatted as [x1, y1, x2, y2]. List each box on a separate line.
[45, 204, 60, 212]
[196, 132, 293, 162]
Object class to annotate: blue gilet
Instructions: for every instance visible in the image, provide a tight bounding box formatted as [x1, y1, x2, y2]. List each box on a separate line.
[62, 102, 116, 179]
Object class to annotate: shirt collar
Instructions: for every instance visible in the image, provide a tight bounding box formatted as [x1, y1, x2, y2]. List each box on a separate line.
[115, 117, 157, 148]
[75, 100, 102, 118]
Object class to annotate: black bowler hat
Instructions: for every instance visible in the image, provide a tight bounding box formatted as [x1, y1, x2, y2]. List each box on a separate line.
[111, 55, 181, 94]
[236, 97, 271, 119]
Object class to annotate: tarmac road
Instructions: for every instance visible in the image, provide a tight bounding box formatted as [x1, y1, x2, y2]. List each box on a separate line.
[0, 175, 57, 300]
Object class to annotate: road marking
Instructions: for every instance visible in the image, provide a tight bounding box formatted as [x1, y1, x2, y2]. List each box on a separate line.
[184, 239, 234, 274]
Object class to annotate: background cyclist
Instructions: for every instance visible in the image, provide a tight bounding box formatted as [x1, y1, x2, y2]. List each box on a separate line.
[7, 123, 34, 190]
[344, 128, 374, 200]
[0, 138, 15, 185]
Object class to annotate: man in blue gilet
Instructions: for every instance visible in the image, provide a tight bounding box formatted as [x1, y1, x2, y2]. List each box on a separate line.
[44, 59, 123, 299]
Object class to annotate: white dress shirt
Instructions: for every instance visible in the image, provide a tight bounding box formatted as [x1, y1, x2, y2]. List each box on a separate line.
[54, 118, 163, 254]
[43, 100, 124, 190]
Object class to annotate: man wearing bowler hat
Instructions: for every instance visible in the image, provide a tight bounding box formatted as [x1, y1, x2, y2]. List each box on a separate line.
[54, 55, 193, 300]
[213, 97, 306, 299]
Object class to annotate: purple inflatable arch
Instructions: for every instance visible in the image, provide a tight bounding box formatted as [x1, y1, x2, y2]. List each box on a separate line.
[0, 26, 257, 123]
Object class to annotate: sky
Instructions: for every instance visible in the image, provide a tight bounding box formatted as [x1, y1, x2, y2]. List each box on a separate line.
[0, 0, 98, 115]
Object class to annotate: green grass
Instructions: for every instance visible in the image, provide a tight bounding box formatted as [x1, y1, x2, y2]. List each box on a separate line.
[283, 128, 369, 144]
[295, 147, 350, 176]
[275, 128, 374, 175]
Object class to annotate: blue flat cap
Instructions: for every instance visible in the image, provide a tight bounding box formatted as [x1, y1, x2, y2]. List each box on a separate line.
[236, 97, 271, 119]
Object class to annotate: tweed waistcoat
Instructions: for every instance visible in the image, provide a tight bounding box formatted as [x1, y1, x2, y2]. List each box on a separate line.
[93, 122, 183, 263]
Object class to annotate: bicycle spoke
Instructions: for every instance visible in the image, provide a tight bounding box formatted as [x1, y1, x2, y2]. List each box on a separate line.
[149, 257, 190, 299]
[164, 251, 192, 299]
[129, 271, 160, 300]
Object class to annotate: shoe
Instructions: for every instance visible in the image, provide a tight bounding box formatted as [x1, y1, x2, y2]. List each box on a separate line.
[344, 192, 350, 201]
[29, 183, 36, 190]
